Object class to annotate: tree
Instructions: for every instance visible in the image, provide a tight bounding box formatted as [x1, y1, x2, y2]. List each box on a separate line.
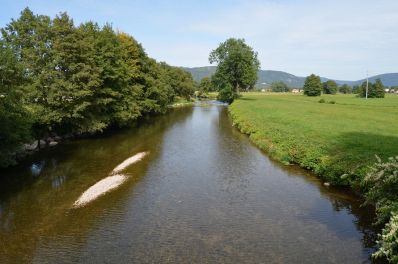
[339, 84, 352, 94]
[209, 38, 260, 103]
[198, 77, 212, 94]
[0, 8, 197, 167]
[352, 85, 361, 94]
[322, 80, 338, 94]
[359, 79, 385, 98]
[0, 40, 32, 166]
[271, 81, 289, 92]
[303, 74, 322, 96]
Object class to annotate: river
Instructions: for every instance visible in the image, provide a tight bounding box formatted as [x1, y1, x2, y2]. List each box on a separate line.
[0, 102, 382, 263]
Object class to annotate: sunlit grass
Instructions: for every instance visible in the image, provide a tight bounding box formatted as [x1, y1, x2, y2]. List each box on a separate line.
[229, 93, 398, 185]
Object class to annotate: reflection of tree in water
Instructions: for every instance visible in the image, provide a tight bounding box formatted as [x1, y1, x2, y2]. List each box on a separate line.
[325, 193, 389, 263]
[0, 107, 193, 264]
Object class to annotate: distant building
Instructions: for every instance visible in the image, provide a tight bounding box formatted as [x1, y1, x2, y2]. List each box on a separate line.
[261, 89, 266, 92]
[384, 88, 390, 93]
[291, 89, 301, 93]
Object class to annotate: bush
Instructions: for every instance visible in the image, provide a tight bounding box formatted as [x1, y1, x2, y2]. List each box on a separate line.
[373, 213, 398, 263]
[328, 100, 336, 104]
[217, 83, 237, 104]
[363, 156, 398, 223]
[318, 99, 325, 103]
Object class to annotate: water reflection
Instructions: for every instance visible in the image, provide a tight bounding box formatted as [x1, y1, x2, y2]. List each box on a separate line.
[30, 161, 45, 176]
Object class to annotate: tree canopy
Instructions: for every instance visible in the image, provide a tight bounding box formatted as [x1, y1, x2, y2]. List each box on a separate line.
[339, 84, 352, 94]
[359, 79, 385, 98]
[271, 82, 290, 92]
[209, 38, 260, 103]
[0, 8, 195, 167]
[322, 80, 338, 94]
[303, 74, 322, 96]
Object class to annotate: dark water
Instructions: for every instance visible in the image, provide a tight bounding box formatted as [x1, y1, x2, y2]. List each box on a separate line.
[0, 103, 382, 263]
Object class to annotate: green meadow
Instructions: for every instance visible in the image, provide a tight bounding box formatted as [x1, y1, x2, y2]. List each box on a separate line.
[229, 93, 398, 185]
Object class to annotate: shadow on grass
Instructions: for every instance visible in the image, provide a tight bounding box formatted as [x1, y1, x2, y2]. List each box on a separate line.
[237, 97, 256, 101]
[325, 132, 398, 175]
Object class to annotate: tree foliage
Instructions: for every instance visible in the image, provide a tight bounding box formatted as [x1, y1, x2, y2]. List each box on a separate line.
[339, 84, 352, 94]
[209, 38, 260, 103]
[322, 80, 338, 94]
[359, 79, 385, 98]
[303, 74, 322, 96]
[198, 77, 212, 93]
[271, 81, 290, 92]
[0, 8, 195, 167]
[363, 156, 398, 262]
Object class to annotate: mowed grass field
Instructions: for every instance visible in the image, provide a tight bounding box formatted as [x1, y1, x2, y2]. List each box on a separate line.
[229, 93, 398, 185]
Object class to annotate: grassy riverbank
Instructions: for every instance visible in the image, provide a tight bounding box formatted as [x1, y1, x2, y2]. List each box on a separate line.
[229, 93, 398, 186]
[230, 92, 398, 262]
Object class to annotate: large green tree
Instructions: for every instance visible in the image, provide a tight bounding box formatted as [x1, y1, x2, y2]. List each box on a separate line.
[303, 74, 322, 96]
[0, 41, 32, 166]
[322, 80, 338, 94]
[0, 8, 196, 168]
[209, 38, 260, 103]
[339, 84, 352, 94]
[198, 77, 212, 94]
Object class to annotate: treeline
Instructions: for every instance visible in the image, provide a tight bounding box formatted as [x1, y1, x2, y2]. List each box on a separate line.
[302, 74, 388, 97]
[0, 8, 195, 167]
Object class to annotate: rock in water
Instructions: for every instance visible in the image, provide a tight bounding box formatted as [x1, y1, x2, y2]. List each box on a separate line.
[49, 141, 58, 147]
[112, 152, 148, 174]
[73, 174, 127, 208]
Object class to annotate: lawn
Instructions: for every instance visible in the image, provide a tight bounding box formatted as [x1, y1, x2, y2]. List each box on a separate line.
[229, 93, 398, 185]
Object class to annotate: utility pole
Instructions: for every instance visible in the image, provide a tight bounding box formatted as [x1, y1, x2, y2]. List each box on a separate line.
[366, 71, 369, 99]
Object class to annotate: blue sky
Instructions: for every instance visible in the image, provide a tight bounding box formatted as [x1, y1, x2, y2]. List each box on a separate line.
[1, 0, 397, 80]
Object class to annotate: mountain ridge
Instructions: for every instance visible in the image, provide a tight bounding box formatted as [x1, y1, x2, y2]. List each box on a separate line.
[181, 66, 398, 87]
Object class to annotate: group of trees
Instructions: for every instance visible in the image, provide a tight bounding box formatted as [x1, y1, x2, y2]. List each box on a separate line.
[270, 81, 290, 92]
[0, 8, 195, 167]
[303, 74, 386, 98]
[358, 79, 385, 98]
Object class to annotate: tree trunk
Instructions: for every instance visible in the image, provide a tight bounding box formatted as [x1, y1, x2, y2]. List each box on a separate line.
[235, 82, 239, 95]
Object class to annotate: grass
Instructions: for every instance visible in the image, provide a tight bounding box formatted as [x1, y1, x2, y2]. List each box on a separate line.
[229, 93, 398, 186]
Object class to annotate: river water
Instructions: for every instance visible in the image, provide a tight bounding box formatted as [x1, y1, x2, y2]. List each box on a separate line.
[0, 102, 382, 263]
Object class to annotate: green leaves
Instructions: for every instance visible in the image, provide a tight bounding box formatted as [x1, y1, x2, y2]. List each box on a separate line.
[322, 80, 338, 94]
[209, 38, 260, 103]
[303, 74, 322, 96]
[0, 8, 195, 167]
[359, 79, 386, 98]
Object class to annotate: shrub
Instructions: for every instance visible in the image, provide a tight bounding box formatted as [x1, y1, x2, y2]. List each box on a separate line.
[363, 156, 398, 223]
[328, 100, 336, 104]
[318, 99, 325, 103]
[373, 213, 398, 263]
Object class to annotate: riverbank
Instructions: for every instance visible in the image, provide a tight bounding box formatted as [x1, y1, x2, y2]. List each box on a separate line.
[229, 92, 398, 262]
[229, 93, 398, 186]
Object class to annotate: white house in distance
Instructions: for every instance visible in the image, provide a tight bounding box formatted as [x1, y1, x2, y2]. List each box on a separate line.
[291, 88, 302, 93]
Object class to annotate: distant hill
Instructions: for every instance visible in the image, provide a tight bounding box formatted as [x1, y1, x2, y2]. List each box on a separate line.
[182, 66, 398, 88]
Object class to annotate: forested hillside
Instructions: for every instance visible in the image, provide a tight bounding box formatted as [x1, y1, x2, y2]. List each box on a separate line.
[0, 8, 195, 167]
[183, 66, 398, 88]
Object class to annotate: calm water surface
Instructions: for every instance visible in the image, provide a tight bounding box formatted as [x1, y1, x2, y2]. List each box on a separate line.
[0, 103, 382, 263]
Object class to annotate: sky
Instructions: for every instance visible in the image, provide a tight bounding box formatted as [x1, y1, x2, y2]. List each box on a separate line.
[1, 0, 397, 80]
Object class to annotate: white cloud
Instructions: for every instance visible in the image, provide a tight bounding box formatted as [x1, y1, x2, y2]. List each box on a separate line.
[185, 0, 398, 80]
